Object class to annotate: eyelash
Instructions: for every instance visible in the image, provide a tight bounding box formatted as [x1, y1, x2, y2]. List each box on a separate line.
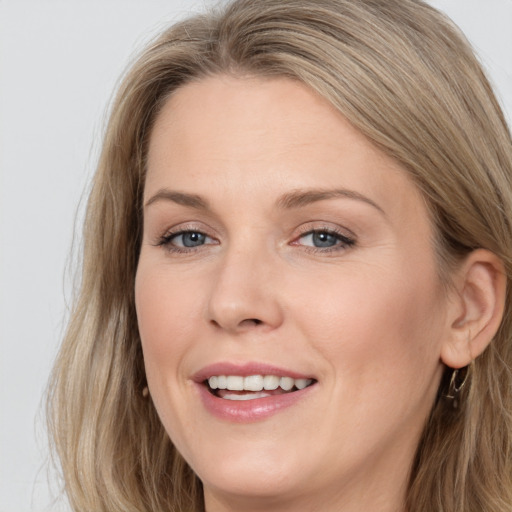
[156, 229, 217, 253]
[155, 226, 356, 254]
[293, 227, 356, 253]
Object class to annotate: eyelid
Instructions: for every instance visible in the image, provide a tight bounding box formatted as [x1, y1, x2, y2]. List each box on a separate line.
[153, 222, 219, 251]
[293, 222, 356, 240]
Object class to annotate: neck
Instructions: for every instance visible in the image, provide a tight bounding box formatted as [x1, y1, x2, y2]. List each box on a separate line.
[203, 466, 409, 512]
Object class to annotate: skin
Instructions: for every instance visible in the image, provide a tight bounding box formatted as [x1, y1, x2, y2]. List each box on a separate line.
[135, 75, 499, 511]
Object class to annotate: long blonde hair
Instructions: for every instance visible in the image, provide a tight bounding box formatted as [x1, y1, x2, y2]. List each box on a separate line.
[47, 1, 512, 510]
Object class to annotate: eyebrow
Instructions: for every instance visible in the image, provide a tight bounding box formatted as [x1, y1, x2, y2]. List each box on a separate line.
[144, 187, 385, 216]
[276, 188, 385, 215]
[144, 189, 209, 210]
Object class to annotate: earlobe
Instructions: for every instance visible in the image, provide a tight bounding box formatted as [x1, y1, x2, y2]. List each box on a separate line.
[440, 249, 506, 369]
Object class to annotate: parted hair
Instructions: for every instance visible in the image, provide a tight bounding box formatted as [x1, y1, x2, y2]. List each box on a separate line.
[47, 0, 512, 510]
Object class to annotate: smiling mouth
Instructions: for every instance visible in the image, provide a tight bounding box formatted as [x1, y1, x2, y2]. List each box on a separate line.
[205, 375, 316, 401]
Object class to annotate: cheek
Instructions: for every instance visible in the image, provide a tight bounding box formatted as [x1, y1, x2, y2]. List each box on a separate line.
[135, 263, 198, 382]
[292, 261, 445, 391]
[135, 262, 205, 447]
[288, 263, 446, 463]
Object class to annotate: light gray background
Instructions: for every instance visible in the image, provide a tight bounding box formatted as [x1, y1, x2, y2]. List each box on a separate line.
[1, 1, 511, 511]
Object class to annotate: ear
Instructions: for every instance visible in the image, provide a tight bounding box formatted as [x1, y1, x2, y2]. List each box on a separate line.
[441, 249, 507, 369]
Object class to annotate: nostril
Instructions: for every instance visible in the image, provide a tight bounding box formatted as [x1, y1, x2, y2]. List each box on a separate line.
[239, 318, 263, 328]
[209, 318, 263, 329]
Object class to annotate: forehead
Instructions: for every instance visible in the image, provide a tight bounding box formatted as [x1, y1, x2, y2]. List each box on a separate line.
[145, 75, 425, 221]
[148, 75, 380, 163]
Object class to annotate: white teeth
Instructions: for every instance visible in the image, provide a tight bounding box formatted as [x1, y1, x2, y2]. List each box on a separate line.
[295, 378, 309, 390]
[244, 375, 264, 391]
[222, 392, 270, 401]
[226, 375, 244, 390]
[207, 374, 313, 392]
[263, 375, 280, 390]
[280, 377, 295, 391]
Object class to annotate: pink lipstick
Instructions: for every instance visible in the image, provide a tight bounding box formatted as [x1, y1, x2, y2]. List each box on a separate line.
[192, 362, 317, 422]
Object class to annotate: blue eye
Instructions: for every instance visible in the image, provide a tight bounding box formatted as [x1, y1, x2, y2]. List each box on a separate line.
[304, 231, 338, 248]
[173, 231, 208, 247]
[298, 230, 355, 250]
[158, 230, 215, 251]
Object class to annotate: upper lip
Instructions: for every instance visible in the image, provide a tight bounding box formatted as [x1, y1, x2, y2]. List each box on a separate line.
[192, 362, 315, 383]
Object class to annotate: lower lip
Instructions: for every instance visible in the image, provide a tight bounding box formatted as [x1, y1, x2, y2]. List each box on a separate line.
[196, 383, 316, 423]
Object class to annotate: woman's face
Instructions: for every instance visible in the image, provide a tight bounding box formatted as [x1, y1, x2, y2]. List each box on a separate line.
[136, 76, 451, 511]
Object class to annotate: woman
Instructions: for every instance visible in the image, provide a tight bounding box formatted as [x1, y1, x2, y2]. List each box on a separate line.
[47, 0, 512, 510]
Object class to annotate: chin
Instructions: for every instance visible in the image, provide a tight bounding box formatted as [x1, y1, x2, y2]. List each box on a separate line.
[200, 465, 307, 509]
[190, 439, 308, 499]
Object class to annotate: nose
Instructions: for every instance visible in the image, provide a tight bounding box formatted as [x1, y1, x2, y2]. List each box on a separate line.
[206, 243, 284, 334]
